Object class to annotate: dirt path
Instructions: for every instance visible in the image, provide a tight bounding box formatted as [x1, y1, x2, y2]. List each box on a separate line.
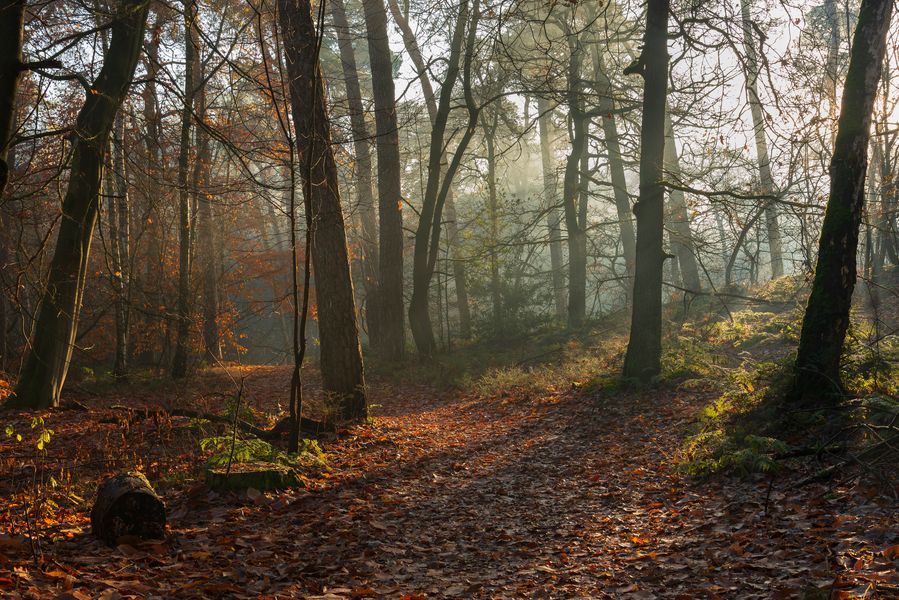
[2, 369, 897, 598]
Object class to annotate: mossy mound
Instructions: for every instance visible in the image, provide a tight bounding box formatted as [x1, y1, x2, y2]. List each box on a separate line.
[205, 462, 301, 492]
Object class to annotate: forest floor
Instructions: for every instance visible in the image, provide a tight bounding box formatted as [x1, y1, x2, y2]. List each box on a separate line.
[1, 282, 899, 598]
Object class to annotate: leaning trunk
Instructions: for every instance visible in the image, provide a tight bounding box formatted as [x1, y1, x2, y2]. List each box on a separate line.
[11, 0, 149, 408]
[791, 0, 892, 403]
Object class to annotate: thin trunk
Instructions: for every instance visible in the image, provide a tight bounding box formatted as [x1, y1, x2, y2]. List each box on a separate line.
[361, 0, 404, 361]
[562, 37, 588, 329]
[663, 114, 701, 292]
[278, 0, 367, 420]
[409, 0, 479, 358]
[386, 0, 471, 340]
[740, 0, 784, 279]
[791, 0, 892, 404]
[11, 0, 149, 408]
[171, 0, 197, 379]
[537, 97, 566, 317]
[330, 0, 380, 347]
[108, 112, 130, 378]
[592, 40, 635, 279]
[484, 113, 502, 330]
[622, 0, 669, 382]
[193, 49, 219, 361]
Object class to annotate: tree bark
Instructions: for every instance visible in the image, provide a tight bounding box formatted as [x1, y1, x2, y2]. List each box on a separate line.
[330, 0, 381, 348]
[386, 0, 471, 340]
[361, 0, 404, 361]
[622, 0, 669, 382]
[663, 114, 701, 292]
[11, 0, 149, 408]
[790, 0, 892, 403]
[171, 0, 198, 380]
[278, 0, 367, 420]
[537, 97, 566, 318]
[592, 40, 636, 280]
[562, 35, 588, 329]
[107, 113, 131, 378]
[484, 111, 502, 331]
[740, 0, 784, 279]
[408, 0, 479, 358]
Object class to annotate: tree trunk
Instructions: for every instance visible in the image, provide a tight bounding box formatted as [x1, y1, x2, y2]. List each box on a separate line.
[278, 0, 367, 420]
[663, 114, 701, 292]
[408, 0, 479, 359]
[361, 0, 404, 361]
[171, 0, 197, 380]
[740, 0, 784, 279]
[622, 0, 669, 382]
[192, 48, 220, 362]
[562, 37, 588, 329]
[0, 0, 25, 199]
[386, 0, 471, 340]
[484, 112, 502, 331]
[11, 0, 149, 408]
[107, 113, 131, 378]
[330, 0, 380, 348]
[790, 0, 892, 404]
[592, 42, 636, 280]
[537, 97, 566, 318]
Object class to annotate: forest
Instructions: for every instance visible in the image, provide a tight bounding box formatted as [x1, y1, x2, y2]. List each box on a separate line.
[0, 0, 898, 597]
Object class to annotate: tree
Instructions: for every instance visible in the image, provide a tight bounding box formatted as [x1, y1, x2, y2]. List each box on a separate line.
[171, 0, 199, 379]
[278, 0, 367, 420]
[740, 0, 784, 279]
[330, 0, 380, 348]
[11, 0, 150, 408]
[408, 0, 480, 358]
[790, 0, 893, 403]
[622, 0, 669, 382]
[387, 0, 472, 340]
[361, 0, 404, 361]
[536, 96, 566, 318]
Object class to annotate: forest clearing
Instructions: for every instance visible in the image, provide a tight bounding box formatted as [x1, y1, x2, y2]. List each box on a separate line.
[2, 279, 898, 598]
[2, 0, 899, 597]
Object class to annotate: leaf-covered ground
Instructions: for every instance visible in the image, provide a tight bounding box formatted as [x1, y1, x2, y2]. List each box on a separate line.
[1, 360, 897, 599]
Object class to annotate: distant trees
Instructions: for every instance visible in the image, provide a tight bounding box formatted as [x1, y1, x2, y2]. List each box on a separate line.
[11, 0, 150, 408]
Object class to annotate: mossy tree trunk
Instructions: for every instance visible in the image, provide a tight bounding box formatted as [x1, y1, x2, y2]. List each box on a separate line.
[11, 0, 150, 408]
[791, 0, 893, 403]
[622, 0, 669, 382]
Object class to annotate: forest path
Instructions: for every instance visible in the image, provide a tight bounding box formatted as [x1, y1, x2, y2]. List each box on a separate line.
[2, 367, 896, 598]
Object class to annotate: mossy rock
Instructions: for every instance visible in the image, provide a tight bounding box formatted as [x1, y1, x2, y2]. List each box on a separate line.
[205, 462, 301, 492]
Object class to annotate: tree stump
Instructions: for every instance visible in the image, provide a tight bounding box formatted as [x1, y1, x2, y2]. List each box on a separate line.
[90, 471, 166, 546]
[205, 462, 300, 492]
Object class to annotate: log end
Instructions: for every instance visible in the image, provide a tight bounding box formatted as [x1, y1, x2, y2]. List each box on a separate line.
[90, 471, 166, 546]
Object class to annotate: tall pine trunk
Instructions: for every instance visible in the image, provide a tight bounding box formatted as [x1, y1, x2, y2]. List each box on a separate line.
[790, 0, 892, 403]
[362, 0, 404, 361]
[622, 0, 669, 382]
[11, 0, 149, 408]
[278, 0, 367, 420]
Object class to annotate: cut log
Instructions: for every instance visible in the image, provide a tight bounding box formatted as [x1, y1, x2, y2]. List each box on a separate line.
[205, 462, 301, 492]
[90, 471, 166, 546]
